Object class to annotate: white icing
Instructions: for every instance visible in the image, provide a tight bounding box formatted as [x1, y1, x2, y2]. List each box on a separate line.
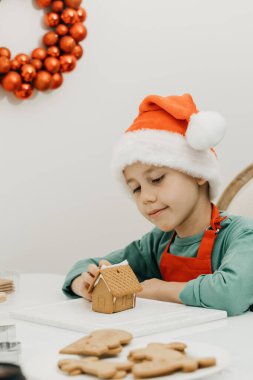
[100, 259, 128, 269]
[94, 275, 111, 292]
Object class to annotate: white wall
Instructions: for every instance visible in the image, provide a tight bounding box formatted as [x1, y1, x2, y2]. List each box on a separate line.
[0, 0, 252, 274]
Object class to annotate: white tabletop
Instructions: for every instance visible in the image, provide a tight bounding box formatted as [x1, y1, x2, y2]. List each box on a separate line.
[0, 273, 252, 380]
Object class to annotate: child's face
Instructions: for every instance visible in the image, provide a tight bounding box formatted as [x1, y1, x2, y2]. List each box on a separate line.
[123, 162, 206, 232]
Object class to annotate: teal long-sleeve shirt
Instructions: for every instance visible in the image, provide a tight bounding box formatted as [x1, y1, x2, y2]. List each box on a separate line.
[62, 212, 253, 316]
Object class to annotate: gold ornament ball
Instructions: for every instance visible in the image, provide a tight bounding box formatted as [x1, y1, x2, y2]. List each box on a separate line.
[2, 71, 22, 91]
[14, 83, 33, 99]
[34, 71, 52, 91]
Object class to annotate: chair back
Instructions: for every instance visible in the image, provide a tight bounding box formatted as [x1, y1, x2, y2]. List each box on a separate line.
[217, 164, 253, 217]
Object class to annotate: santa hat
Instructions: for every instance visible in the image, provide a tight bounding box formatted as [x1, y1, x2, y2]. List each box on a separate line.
[111, 93, 226, 200]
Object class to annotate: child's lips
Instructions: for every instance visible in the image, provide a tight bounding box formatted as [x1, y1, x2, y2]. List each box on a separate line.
[148, 206, 169, 217]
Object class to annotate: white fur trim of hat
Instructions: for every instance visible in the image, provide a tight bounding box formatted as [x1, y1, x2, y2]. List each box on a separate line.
[111, 128, 223, 201]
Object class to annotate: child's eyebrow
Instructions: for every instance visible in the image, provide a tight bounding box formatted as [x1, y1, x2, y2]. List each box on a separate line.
[126, 167, 164, 184]
[126, 178, 137, 185]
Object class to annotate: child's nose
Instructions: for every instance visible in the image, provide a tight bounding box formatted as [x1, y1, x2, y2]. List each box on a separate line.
[141, 187, 157, 204]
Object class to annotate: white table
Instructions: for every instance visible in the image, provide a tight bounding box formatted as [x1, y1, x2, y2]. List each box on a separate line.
[0, 273, 252, 380]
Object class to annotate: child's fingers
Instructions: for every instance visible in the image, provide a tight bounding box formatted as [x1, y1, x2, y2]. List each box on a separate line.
[99, 259, 111, 268]
[79, 273, 93, 301]
[81, 271, 95, 286]
[78, 261, 110, 301]
[87, 263, 99, 277]
[81, 287, 92, 301]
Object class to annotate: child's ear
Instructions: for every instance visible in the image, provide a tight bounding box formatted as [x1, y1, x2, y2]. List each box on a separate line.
[196, 178, 207, 186]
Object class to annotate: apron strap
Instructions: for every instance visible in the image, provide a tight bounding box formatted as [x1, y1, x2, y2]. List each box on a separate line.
[165, 231, 177, 253]
[197, 204, 227, 260]
[166, 203, 227, 260]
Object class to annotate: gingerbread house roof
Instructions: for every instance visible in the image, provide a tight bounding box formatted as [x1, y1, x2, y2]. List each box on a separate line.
[89, 264, 142, 297]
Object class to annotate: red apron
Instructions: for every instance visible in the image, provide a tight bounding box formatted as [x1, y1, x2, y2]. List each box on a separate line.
[160, 204, 227, 282]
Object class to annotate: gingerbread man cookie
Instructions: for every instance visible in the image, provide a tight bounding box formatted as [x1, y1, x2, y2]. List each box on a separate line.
[128, 342, 216, 378]
[60, 329, 133, 357]
[58, 357, 133, 379]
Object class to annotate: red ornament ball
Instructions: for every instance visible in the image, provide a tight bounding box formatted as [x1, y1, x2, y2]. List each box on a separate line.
[77, 8, 86, 22]
[51, 1, 64, 13]
[2, 71, 22, 91]
[21, 64, 37, 82]
[11, 59, 21, 71]
[61, 8, 78, 25]
[31, 59, 43, 71]
[0, 56, 11, 74]
[34, 71, 52, 91]
[36, 0, 52, 8]
[15, 54, 30, 66]
[69, 23, 87, 42]
[51, 72, 63, 89]
[32, 47, 47, 61]
[44, 12, 60, 27]
[0, 47, 11, 59]
[14, 83, 33, 99]
[43, 32, 59, 46]
[64, 0, 82, 10]
[59, 36, 76, 53]
[60, 54, 76, 72]
[56, 24, 69, 36]
[72, 44, 83, 59]
[44, 57, 60, 74]
[47, 46, 60, 58]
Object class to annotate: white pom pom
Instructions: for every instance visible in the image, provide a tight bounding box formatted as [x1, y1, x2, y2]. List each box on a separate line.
[186, 111, 226, 150]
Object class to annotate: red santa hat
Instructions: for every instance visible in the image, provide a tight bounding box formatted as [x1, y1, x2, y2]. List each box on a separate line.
[111, 93, 226, 200]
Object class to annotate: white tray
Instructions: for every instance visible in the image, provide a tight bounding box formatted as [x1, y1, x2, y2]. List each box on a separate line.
[10, 297, 227, 337]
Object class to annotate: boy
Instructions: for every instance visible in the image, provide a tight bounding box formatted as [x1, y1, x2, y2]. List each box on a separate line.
[62, 93, 253, 316]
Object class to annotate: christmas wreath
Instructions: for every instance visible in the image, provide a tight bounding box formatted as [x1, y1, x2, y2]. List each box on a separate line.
[0, 0, 87, 99]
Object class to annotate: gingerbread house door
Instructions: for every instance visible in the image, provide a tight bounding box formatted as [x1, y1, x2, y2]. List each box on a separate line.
[92, 279, 113, 314]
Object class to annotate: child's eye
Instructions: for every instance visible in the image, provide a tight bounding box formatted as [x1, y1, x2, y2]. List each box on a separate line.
[133, 186, 141, 194]
[152, 175, 165, 183]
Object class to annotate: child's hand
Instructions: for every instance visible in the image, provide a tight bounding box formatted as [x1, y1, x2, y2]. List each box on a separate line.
[71, 260, 111, 301]
[138, 278, 185, 304]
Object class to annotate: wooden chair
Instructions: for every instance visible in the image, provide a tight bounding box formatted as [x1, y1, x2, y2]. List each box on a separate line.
[217, 164, 253, 216]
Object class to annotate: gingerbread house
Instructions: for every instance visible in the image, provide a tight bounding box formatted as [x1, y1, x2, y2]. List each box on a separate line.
[88, 261, 142, 314]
